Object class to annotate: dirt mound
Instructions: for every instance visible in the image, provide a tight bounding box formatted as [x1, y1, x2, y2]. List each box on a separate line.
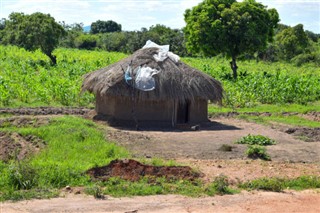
[285, 127, 320, 142]
[0, 131, 46, 162]
[86, 159, 203, 181]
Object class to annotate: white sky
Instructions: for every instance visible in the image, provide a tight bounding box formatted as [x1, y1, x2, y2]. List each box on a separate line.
[0, 0, 319, 33]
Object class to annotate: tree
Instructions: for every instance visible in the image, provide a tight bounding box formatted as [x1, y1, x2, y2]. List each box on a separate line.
[184, 0, 279, 79]
[90, 20, 121, 34]
[1, 12, 65, 64]
[59, 22, 85, 48]
[275, 24, 310, 60]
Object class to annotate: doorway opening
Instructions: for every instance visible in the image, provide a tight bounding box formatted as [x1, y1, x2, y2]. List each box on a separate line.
[177, 100, 190, 123]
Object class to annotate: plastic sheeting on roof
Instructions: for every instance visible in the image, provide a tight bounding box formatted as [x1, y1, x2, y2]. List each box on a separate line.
[125, 65, 160, 91]
[135, 66, 160, 91]
[142, 40, 180, 63]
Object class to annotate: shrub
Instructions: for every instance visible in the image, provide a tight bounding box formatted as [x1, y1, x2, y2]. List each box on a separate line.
[206, 175, 233, 195]
[235, 134, 276, 146]
[246, 145, 271, 161]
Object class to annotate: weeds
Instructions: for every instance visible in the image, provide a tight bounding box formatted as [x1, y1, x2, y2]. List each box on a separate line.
[235, 134, 276, 146]
[245, 145, 271, 161]
[239, 176, 320, 192]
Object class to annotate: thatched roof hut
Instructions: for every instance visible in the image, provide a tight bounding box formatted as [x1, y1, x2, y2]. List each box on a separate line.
[82, 47, 223, 127]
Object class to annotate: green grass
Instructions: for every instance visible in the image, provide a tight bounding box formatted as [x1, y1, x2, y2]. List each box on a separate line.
[239, 176, 320, 192]
[0, 116, 130, 201]
[237, 114, 320, 128]
[209, 102, 320, 114]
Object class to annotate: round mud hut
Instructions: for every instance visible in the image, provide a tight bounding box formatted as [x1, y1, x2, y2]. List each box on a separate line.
[82, 47, 223, 127]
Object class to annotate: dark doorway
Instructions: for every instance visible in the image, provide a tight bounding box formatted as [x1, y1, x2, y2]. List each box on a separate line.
[177, 100, 189, 123]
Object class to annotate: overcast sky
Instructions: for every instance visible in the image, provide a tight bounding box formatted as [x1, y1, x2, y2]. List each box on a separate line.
[0, 0, 319, 33]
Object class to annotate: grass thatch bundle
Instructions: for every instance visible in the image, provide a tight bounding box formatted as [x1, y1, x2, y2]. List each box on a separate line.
[82, 47, 223, 103]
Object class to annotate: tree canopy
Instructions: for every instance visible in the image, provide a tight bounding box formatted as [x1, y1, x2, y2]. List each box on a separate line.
[275, 24, 310, 60]
[1, 12, 65, 64]
[90, 20, 121, 34]
[184, 0, 279, 79]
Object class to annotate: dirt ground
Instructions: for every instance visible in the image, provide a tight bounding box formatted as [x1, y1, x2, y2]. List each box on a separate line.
[1, 110, 320, 213]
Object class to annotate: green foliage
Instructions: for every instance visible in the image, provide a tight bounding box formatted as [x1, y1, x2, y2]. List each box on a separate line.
[90, 20, 121, 34]
[239, 177, 284, 192]
[75, 34, 98, 50]
[239, 176, 320, 192]
[275, 24, 311, 60]
[100, 177, 236, 197]
[185, 57, 320, 107]
[1, 12, 66, 64]
[286, 176, 320, 190]
[85, 185, 105, 199]
[0, 45, 126, 107]
[8, 163, 38, 190]
[0, 45, 319, 108]
[245, 145, 271, 160]
[184, 0, 279, 78]
[206, 175, 234, 195]
[236, 134, 276, 146]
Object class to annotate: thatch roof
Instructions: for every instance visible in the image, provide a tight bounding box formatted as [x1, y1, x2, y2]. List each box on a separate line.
[82, 47, 223, 103]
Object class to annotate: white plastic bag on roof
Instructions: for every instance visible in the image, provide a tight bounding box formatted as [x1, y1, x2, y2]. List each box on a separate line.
[135, 66, 160, 91]
[142, 40, 180, 63]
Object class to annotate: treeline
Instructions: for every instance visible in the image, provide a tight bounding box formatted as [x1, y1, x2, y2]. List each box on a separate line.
[59, 22, 188, 56]
[0, 13, 319, 66]
[60, 21, 320, 66]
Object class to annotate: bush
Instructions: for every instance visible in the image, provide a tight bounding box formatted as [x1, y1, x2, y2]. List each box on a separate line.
[246, 145, 271, 161]
[206, 175, 233, 195]
[235, 134, 276, 146]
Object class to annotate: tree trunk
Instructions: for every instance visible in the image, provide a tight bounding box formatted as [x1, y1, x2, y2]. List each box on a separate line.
[47, 53, 57, 65]
[230, 57, 238, 80]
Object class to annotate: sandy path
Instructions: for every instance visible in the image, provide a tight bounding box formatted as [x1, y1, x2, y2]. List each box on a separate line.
[2, 190, 320, 213]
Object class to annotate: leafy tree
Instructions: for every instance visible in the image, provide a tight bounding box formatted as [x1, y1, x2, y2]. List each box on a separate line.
[0, 18, 5, 30]
[1, 12, 66, 64]
[90, 20, 121, 34]
[305, 30, 319, 42]
[275, 24, 310, 60]
[75, 34, 98, 50]
[184, 0, 279, 79]
[60, 22, 85, 48]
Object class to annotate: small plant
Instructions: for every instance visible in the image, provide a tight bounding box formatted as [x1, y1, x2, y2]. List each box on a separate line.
[235, 134, 276, 146]
[218, 144, 233, 152]
[206, 175, 233, 195]
[85, 185, 105, 199]
[8, 163, 38, 190]
[246, 145, 271, 161]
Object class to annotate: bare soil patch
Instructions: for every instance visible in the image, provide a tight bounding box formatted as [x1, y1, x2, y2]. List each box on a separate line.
[285, 127, 320, 142]
[0, 131, 46, 162]
[107, 118, 320, 163]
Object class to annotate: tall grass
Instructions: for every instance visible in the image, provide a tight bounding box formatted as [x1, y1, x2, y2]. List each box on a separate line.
[0, 45, 126, 107]
[184, 57, 320, 107]
[0, 45, 319, 108]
